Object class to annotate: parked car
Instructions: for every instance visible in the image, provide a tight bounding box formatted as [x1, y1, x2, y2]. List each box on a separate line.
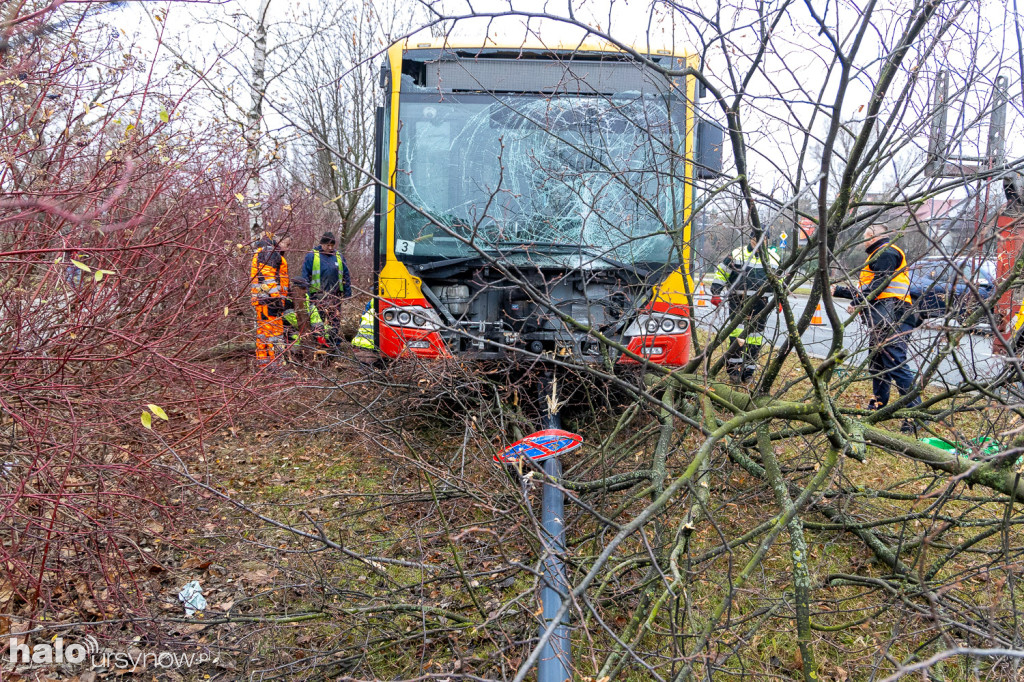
[907, 256, 996, 322]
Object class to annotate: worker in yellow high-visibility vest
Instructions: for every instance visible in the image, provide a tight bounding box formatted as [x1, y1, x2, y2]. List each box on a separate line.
[351, 301, 375, 350]
[297, 231, 352, 348]
[710, 235, 780, 383]
[833, 225, 921, 432]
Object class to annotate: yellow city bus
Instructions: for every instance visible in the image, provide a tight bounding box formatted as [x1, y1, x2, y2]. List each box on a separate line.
[371, 38, 721, 366]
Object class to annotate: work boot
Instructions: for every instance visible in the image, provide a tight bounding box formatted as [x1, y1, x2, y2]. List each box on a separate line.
[900, 419, 917, 435]
[741, 364, 758, 383]
[725, 358, 744, 383]
[867, 398, 887, 412]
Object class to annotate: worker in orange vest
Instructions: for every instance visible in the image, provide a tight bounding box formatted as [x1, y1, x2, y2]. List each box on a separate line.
[833, 225, 921, 431]
[250, 232, 292, 368]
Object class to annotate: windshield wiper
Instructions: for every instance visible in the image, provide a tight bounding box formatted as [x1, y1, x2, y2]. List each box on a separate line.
[412, 255, 488, 274]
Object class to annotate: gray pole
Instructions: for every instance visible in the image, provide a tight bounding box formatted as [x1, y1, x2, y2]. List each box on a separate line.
[538, 386, 570, 682]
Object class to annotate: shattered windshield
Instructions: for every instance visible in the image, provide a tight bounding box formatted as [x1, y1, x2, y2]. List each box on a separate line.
[394, 92, 687, 266]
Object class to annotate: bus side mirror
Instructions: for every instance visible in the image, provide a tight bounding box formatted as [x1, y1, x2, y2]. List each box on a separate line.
[695, 119, 723, 179]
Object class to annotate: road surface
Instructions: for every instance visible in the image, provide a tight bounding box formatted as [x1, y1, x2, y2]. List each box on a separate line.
[692, 295, 1014, 388]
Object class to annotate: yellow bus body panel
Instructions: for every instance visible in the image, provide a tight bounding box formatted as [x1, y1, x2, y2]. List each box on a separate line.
[380, 42, 698, 311]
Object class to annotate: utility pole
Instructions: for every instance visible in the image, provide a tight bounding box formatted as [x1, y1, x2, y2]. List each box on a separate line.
[925, 72, 1007, 253]
[926, 71, 1023, 353]
[926, 72, 1008, 178]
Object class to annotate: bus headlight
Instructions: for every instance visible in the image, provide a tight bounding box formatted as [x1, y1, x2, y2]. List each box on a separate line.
[625, 313, 690, 337]
[381, 304, 442, 331]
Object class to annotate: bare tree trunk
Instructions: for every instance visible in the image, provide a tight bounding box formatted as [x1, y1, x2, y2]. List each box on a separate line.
[247, 0, 273, 240]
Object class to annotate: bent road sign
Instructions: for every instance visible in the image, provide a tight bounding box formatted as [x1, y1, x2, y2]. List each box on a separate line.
[494, 429, 583, 465]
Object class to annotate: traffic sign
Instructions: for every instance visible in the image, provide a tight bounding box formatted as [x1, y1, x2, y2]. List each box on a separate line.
[494, 429, 583, 465]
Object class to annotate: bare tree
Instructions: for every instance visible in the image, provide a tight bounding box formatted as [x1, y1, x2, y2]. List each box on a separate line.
[285, 0, 423, 249]
[7, 2, 1024, 682]
[0, 0, 269, 631]
[245, 0, 273, 237]
[202, 2, 1024, 680]
[154, 0, 337, 242]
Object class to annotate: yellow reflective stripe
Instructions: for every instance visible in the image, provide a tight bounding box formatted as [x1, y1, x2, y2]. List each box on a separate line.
[304, 300, 323, 325]
[310, 251, 343, 294]
[726, 246, 778, 272]
[732, 247, 757, 264]
[351, 307, 376, 349]
[860, 244, 911, 302]
[729, 327, 744, 338]
[311, 250, 320, 292]
[745, 335, 764, 345]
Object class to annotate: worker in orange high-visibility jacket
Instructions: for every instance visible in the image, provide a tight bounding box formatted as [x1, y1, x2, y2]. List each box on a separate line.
[833, 225, 921, 432]
[250, 233, 292, 368]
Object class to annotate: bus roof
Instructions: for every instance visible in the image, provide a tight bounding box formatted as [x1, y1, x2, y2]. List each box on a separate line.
[396, 37, 691, 60]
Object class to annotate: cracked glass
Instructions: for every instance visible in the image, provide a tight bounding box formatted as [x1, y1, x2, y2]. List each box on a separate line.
[394, 92, 688, 267]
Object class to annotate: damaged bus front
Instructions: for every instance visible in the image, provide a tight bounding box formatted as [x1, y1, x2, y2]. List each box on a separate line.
[372, 40, 721, 365]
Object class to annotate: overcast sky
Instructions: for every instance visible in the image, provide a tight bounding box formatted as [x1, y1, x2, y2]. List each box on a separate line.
[103, 0, 1024, 216]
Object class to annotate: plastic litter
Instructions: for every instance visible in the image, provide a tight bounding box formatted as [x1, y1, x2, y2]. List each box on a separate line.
[177, 580, 207, 617]
[920, 436, 1002, 460]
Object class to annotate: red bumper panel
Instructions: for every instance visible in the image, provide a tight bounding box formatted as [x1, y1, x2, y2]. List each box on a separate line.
[377, 298, 450, 359]
[618, 332, 691, 366]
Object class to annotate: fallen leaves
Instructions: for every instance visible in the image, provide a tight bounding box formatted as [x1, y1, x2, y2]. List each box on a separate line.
[240, 568, 279, 587]
[182, 557, 213, 571]
[0, 578, 14, 610]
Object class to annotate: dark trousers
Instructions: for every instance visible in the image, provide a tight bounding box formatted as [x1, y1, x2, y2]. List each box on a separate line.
[313, 295, 345, 347]
[869, 336, 921, 407]
[863, 300, 921, 407]
[724, 294, 769, 381]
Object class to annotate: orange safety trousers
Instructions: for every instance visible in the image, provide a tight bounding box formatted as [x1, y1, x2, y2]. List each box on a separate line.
[251, 247, 289, 368]
[254, 304, 284, 367]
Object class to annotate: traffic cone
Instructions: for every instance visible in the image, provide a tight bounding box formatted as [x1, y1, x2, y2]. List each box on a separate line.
[812, 303, 823, 325]
[697, 283, 707, 307]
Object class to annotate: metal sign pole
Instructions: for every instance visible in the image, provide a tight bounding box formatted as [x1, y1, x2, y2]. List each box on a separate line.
[494, 375, 579, 681]
[538, 392, 570, 682]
